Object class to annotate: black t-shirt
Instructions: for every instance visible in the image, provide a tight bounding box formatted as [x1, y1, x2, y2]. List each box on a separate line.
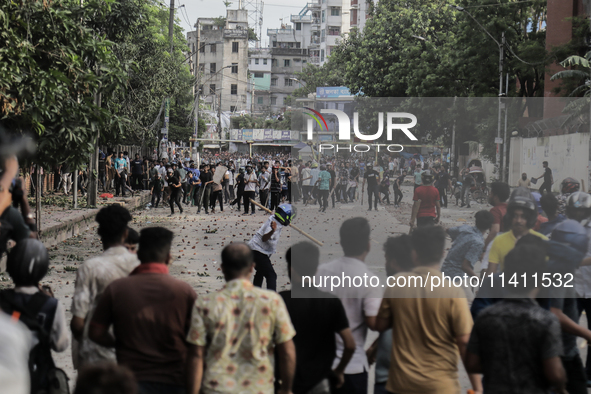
[544, 167, 552, 183]
[271, 171, 281, 193]
[151, 178, 163, 193]
[279, 290, 349, 394]
[437, 171, 449, 188]
[394, 174, 405, 188]
[131, 159, 143, 175]
[349, 167, 359, 180]
[364, 169, 379, 188]
[236, 173, 245, 192]
[99, 157, 106, 174]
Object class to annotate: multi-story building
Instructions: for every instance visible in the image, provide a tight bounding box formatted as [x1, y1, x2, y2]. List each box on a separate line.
[248, 48, 272, 113]
[187, 10, 250, 113]
[266, 26, 309, 112]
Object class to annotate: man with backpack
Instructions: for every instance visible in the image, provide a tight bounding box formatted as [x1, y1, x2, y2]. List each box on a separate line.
[0, 239, 69, 393]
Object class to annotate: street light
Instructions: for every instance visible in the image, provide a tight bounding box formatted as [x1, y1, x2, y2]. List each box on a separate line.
[449, 4, 505, 181]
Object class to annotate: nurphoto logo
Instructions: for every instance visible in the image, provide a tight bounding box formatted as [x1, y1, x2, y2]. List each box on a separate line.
[303, 108, 418, 153]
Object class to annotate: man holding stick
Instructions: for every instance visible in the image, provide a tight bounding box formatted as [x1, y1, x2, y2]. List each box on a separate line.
[248, 203, 295, 291]
[258, 165, 271, 210]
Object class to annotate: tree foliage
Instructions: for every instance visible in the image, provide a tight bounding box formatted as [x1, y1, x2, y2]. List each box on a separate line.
[1, 0, 129, 168]
[1, 0, 195, 168]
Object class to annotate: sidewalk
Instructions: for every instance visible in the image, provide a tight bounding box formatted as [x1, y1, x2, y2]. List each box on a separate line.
[39, 191, 151, 247]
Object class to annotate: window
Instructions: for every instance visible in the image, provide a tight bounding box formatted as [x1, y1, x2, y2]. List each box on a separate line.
[200, 44, 205, 53]
[209, 84, 216, 94]
[272, 59, 278, 67]
[328, 26, 340, 36]
[321, 29, 326, 42]
[257, 97, 264, 104]
[198, 63, 205, 73]
[231, 63, 238, 74]
[210, 43, 216, 53]
[321, 49, 325, 62]
[231, 84, 237, 95]
[295, 22, 302, 30]
[321, 10, 325, 22]
[254, 72, 264, 78]
[331, 7, 340, 16]
[271, 97, 277, 105]
[232, 42, 239, 53]
[255, 58, 259, 64]
[284, 59, 291, 67]
[198, 85, 204, 94]
[210, 63, 216, 73]
[271, 78, 277, 86]
[263, 58, 267, 65]
[295, 42, 301, 48]
[284, 78, 293, 86]
[192, 43, 195, 53]
[230, 106, 236, 112]
[272, 41, 277, 48]
[351, 9, 358, 26]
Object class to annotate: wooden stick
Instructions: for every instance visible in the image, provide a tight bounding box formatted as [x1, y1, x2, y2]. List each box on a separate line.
[249, 198, 324, 246]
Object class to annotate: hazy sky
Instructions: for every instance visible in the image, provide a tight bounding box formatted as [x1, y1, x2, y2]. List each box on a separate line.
[177, 0, 308, 47]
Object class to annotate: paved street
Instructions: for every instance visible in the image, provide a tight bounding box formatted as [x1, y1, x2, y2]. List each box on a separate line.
[33, 185, 591, 392]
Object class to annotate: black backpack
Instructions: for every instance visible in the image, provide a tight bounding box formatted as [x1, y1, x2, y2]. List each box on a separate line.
[0, 289, 69, 394]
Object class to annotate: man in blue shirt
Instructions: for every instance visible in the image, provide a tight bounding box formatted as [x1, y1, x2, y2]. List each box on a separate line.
[441, 210, 494, 300]
[113, 152, 128, 197]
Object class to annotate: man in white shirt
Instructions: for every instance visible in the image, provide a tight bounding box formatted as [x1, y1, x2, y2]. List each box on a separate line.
[301, 162, 313, 205]
[316, 217, 381, 394]
[70, 205, 139, 368]
[243, 165, 258, 215]
[258, 166, 271, 209]
[310, 162, 320, 205]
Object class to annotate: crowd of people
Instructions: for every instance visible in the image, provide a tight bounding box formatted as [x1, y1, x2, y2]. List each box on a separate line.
[8, 135, 591, 394]
[130, 150, 455, 218]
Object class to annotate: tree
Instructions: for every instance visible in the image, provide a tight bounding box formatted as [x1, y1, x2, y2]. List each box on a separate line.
[1, 0, 129, 168]
[100, 1, 195, 147]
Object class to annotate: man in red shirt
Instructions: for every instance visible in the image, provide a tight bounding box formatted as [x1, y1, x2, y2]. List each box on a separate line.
[89, 227, 198, 394]
[484, 182, 510, 249]
[409, 171, 440, 228]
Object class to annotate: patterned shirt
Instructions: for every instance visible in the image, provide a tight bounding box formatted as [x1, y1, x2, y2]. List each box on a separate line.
[71, 246, 139, 368]
[468, 298, 563, 394]
[440, 225, 484, 278]
[187, 279, 295, 394]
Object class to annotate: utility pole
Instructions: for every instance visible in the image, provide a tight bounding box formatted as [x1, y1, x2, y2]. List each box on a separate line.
[168, 0, 175, 52]
[502, 73, 509, 183]
[87, 79, 101, 207]
[218, 90, 223, 152]
[496, 32, 505, 182]
[451, 96, 457, 177]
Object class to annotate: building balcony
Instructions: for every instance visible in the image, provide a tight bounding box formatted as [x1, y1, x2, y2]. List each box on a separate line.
[271, 48, 308, 56]
[307, 1, 321, 8]
[309, 56, 320, 64]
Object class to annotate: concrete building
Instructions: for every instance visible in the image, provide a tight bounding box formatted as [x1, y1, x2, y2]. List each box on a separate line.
[248, 48, 272, 113]
[187, 10, 250, 113]
[266, 26, 310, 113]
